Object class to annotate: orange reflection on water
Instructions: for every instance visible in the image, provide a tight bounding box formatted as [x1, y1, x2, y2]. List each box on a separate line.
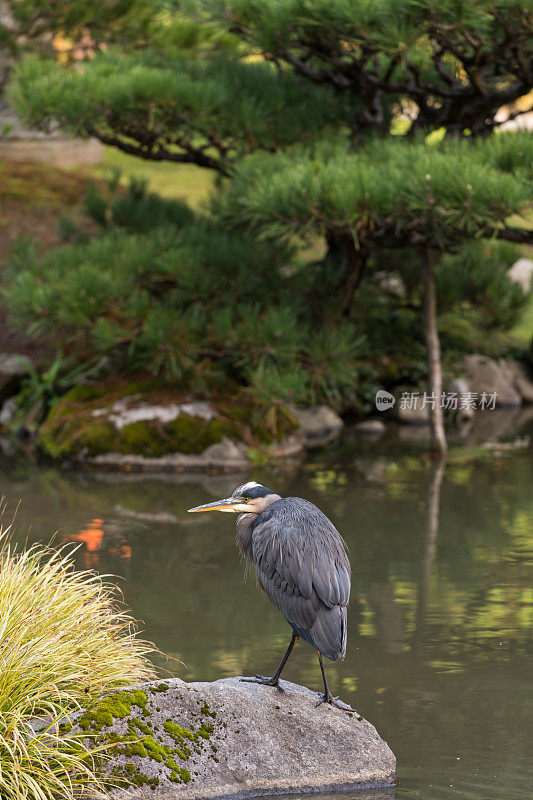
[108, 542, 132, 560]
[73, 518, 105, 552]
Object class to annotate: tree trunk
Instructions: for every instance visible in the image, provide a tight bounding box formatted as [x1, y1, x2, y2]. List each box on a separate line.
[422, 250, 447, 455]
[325, 229, 368, 316]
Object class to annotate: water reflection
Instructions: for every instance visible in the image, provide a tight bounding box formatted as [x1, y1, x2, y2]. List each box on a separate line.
[414, 456, 445, 647]
[0, 425, 532, 800]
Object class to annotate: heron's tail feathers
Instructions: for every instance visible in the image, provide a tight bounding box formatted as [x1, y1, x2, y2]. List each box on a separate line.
[294, 604, 347, 661]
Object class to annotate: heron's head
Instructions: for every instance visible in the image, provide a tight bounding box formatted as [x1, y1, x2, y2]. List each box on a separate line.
[187, 481, 281, 515]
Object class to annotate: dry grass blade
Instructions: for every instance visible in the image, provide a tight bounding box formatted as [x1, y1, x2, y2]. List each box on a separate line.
[0, 513, 156, 799]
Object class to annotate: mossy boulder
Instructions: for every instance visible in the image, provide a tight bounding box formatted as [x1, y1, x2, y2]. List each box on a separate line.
[37, 379, 301, 469]
[71, 677, 395, 799]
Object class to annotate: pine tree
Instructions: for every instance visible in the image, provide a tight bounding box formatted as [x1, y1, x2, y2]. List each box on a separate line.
[5, 0, 533, 452]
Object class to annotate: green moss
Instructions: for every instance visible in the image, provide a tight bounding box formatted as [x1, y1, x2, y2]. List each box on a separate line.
[198, 723, 214, 739]
[217, 391, 299, 444]
[169, 767, 191, 783]
[163, 720, 195, 742]
[77, 690, 148, 732]
[141, 735, 169, 763]
[112, 764, 159, 789]
[38, 376, 301, 461]
[63, 384, 110, 403]
[122, 740, 148, 758]
[150, 683, 170, 693]
[77, 421, 117, 455]
[165, 415, 238, 454]
[118, 421, 167, 457]
[200, 702, 217, 718]
[38, 409, 118, 459]
[58, 721, 73, 734]
[79, 686, 222, 789]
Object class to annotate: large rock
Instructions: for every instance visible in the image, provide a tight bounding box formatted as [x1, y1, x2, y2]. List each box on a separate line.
[0, 108, 103, 167]
[87, 439, 251, 472]
[456, 355, 522, 407]
[0, 353, 30, 403]
[92, 399, 217, 429]
[75, 678, 395, 799]
[508, 258, 533, 292]
[497, 359, 533, 404]
[352, 419, 386, 436]
[446, 377, 475, 421]
[392, 389, 429, 425]
[288, 405, 344, 447]
[36, 385, 303, 469]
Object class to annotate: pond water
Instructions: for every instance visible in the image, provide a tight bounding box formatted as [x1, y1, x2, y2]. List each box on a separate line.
[1, 414, 532, 800]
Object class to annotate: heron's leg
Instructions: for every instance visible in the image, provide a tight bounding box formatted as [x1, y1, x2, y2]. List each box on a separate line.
[241, 632, 299, 692]
[315, 651, 361, 716]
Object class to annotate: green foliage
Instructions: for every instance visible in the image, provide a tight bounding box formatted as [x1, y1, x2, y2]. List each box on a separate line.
[84, 176, 195, 232]
[12, 353, 103, 432]
[3, 183, 368, 411]
[0, 517, 154, 799]
[11, 51, 358, 174]
[196, 0, 533, 136]
[215, 134, 532, 247]
[4, 0, 533, 430]
[435, 241, 528, 330]
[2, 0, 149, 44]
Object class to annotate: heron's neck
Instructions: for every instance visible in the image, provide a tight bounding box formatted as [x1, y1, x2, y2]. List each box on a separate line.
[235, 493, 282, 560]
[235, 513, 256, 561]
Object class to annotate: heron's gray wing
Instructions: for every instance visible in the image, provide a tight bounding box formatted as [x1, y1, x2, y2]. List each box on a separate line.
[251, 497, 350, 659]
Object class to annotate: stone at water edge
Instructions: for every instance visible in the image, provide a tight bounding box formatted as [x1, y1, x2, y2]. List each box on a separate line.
[75, 677, 395, 800]
[0, 353, 31, 403]
[288, 405, 344, 447]
[455, 355, 522, 407]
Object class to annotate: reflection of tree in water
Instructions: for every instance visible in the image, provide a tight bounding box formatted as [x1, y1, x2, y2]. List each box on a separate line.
[3, 451, 532, 798]
[2, 448, 532, 678]
[415, 456, 445, 647]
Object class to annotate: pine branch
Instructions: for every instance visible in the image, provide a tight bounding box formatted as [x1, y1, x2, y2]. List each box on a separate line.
[85, 125, 233, 175]
[494, 227, 533, 245]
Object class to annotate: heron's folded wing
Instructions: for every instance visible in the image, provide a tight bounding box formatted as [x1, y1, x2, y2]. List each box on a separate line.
[251, 499, 350, 634]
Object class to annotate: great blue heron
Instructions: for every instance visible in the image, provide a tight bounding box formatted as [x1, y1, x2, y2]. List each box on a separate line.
[188, 481, 356, 713]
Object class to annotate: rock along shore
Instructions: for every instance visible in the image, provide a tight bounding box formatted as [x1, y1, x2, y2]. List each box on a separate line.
[75, 677, 395, 800]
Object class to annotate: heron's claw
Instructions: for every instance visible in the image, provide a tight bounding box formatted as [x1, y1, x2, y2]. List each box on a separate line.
[315, 692, 361, 716]
[240, 675, 284, 692]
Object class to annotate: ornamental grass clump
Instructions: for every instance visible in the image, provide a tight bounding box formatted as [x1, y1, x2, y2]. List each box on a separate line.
[0, 518, 155, 799]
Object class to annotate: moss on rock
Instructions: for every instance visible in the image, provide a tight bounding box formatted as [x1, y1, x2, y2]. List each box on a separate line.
[165, 415, 238, 454]
[76, 685, 222, 791]
[119, 421, 168, 457]
[38, 408, 118, 459]
[77, 689, 149, 731]
[37, 377, 300, 463]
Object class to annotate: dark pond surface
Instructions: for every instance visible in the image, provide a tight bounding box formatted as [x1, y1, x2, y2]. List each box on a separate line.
[1, 412, 532, 800]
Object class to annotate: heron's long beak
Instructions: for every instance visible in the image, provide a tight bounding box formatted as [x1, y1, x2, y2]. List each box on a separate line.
[187, 497, 244, 513]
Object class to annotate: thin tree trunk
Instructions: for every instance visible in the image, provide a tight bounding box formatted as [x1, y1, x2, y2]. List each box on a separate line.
[422, 249, 447, 455]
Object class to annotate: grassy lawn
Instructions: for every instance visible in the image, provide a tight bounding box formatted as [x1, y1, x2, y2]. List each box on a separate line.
[95, 147, 216, 206]
[0, 147, 216, 262]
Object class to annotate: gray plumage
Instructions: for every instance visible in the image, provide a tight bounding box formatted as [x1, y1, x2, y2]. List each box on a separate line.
[188, 481, 355, 711]
[236, 496, 350, 661]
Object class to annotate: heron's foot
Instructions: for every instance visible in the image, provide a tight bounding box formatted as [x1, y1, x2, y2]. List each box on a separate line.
[315, 691, 361, 717]
[240, 675, 284, 692]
